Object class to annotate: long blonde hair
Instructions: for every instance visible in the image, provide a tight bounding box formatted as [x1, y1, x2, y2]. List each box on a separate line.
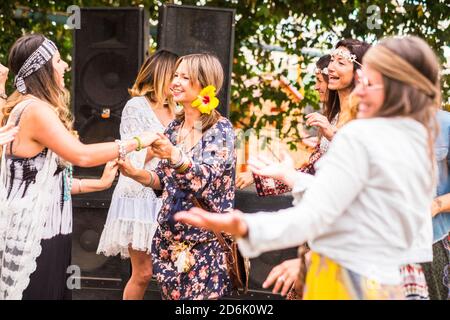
[2, 34, 72, 130]
[175, 53, 224, 131]
[129, 49, 178, 110]
[364, 36, 441, 188]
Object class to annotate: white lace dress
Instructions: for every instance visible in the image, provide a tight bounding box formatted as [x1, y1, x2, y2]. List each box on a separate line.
[97, 96, 164, 258]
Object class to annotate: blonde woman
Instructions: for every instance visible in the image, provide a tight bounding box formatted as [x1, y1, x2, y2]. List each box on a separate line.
[0, 34, 156, 300]
[97, 49, 178, 300]
[119, 53, 236, 300]
[176, 36, 439, 300]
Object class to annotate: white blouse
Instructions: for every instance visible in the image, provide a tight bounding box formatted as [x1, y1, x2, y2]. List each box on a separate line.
[238, 117, 434, 285]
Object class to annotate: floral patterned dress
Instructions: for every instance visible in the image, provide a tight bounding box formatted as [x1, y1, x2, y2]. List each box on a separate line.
[151, 117, 236, 300]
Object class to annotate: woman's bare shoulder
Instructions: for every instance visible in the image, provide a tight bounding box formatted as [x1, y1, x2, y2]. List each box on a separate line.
[18, 98, 58, 121]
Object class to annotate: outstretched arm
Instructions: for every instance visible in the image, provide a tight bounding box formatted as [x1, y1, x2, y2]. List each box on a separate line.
[176, 127, 369, 258]
[71, 160, 119, 194]
[24, 101, 157, 167]
[117, 157, 162, 190]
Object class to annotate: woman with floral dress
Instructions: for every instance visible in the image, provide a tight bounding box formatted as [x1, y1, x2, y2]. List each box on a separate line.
[118, 53, 236, 300]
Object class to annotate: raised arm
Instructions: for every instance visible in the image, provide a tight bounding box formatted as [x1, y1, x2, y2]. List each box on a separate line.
[24, 101, 156, 167]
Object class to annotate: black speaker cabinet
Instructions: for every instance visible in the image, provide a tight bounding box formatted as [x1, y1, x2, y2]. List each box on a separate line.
[72, 7, 149, 178]
[157, 4, 235, 118]
[234, 187, 298, 297]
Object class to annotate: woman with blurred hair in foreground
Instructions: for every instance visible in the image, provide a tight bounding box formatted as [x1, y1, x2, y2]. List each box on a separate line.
[176, 36, 440, 299]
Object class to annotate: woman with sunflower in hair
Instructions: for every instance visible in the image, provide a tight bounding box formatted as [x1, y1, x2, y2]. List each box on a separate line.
[118, 53, 236, 300]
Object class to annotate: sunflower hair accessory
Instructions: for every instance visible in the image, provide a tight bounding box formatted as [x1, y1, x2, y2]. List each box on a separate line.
[192, 85, 219, 114]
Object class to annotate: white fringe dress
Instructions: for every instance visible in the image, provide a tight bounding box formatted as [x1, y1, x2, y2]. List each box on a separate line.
[97, 96, 164, 258]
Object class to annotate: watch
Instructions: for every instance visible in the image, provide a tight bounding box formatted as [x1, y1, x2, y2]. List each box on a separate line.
[0, 92, 7, 100]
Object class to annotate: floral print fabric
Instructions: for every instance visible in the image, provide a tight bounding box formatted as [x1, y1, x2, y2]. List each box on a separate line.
[152, 117, 236, 300]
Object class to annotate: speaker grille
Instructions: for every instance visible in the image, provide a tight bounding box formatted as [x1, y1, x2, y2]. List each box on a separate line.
[72, 8, 148, 178]
[157, 4, 235, 117]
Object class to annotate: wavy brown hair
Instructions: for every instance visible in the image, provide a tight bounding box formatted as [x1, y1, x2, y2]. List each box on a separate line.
[327, 39, 371, 126]
[315, 54, 335, 121]
[175, 53, 224, 131]
[129, 49, 178, 110]
[2, 34, 72, 130]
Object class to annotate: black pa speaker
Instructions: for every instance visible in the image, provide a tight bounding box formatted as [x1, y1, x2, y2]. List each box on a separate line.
[234, 187, 298, 298]
[72, 7, 149, 178]
[70, 7, 150, 296]
[157, 4, 235, 118]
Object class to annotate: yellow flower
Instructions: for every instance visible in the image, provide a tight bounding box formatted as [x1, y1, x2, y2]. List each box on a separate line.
[192, 85, 219, 114]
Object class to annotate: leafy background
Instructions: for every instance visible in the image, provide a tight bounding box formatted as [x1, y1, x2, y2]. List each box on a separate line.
[0, 0, 449, 150]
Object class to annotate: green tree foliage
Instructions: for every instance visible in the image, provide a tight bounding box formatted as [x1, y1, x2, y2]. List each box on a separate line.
[1, 0, 448, 148]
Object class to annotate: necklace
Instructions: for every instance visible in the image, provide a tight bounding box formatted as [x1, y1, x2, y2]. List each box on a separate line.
[177, 121, 194, 153]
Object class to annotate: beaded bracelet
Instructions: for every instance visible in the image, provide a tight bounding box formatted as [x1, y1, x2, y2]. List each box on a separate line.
[175, 158, 192, 174]
[115, 139, 127, 160]
[148, 170, 155, 187]
[133, 136, 143, 151]
[63, 165, 73, 201]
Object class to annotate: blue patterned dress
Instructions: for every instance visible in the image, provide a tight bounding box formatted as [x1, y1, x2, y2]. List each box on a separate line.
[151, 117, 236, 300]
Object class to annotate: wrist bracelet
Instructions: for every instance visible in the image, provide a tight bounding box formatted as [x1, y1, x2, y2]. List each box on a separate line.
[175, 158, 192, 174]
[133, 136, 143, 151]
[148, 171, 155, 187]
[115, 139, 127, 160]
[170, 148, 184, 168]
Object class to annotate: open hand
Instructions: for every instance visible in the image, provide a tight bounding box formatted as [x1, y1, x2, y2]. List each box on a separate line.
[100, 160, 119, 188]
[305, 112, 336, 140]
[150, 133, 176, 160]
[236, 171, 254, 189]
[262, 258, 301, 296]
[248, 149, 295, 181]
[175, 207, 248, 238]
[117, 157, 138, 179]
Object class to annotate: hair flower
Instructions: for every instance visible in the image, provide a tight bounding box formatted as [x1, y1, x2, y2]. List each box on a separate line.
[192, 85, 219, 114]
[332, 48, 362, 66]
[315, 67, 329, 75]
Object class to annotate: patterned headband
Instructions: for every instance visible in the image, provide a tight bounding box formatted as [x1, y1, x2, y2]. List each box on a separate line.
[14, 38, 58, 94]
[331, 48, 362, 67]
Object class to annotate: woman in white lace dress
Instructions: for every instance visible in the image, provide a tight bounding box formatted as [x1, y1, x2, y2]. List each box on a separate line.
[97, 49, 178, 299]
